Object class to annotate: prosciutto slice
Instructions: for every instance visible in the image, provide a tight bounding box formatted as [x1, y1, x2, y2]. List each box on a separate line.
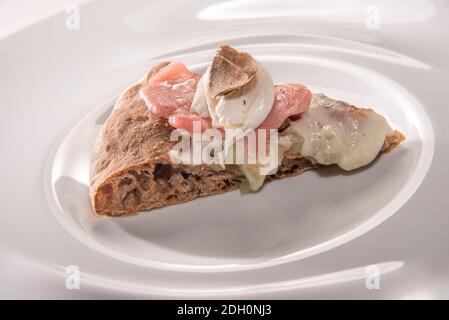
[168, 113, 212, 132]
[258, 84, 311, 129]
[141, 62, 312, 132]
[141, 62, 200, 118]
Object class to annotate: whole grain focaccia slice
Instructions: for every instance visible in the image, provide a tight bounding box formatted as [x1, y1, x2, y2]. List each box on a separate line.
[89, 63, 317, 216]
[89, 62, 404, 216]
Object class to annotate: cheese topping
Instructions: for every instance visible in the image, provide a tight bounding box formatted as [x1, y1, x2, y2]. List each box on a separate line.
[191, 62, 275, 131]
[289, 94, 393, 170]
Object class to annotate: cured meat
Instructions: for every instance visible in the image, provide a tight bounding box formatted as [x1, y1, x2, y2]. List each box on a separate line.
[141, 62, 201, 118]
[142, 63, 312, 132]
[147, 61, 196, 85]
[258, 84, 312, 129]
[168, 113, 212, 132]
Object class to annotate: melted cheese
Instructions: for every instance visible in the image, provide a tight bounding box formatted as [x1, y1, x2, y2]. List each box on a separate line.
[239, 134, 295, 191]
[289, 94, 393, 170]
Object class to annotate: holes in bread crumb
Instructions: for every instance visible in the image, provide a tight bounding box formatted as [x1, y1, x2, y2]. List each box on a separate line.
[180, 170, 200, 181]
[291, 164, 299, 171]
[221, 179, 232, 190]
[122, 188, 140, 209]
[281, 164, 300, 174]
[129, 169, 150, 190]
[220, 178, 241, 190]
[180, 170, 190, 180]
[153, 163, 173, 181]
[119, 177, 132, 187]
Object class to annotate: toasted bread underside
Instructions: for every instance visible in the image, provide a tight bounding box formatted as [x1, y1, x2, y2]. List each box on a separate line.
[89, 63, 404, 216]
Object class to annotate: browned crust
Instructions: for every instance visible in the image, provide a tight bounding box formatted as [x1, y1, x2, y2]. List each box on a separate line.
[382, 130, 406, 153]
[90, 62, 175, 212]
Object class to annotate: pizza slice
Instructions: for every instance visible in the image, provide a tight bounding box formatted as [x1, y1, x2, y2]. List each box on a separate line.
[89, 44, 404, 216]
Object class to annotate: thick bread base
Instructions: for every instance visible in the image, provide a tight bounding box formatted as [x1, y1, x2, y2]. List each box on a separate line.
[93, 158, 316, 216]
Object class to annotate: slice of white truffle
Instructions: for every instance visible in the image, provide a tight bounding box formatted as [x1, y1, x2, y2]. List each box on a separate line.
[209, 44, 258, 98]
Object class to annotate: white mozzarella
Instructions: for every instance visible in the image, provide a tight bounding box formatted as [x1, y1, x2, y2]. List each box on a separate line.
[190, 63, 275, 131]
[214, 64, 275, 130]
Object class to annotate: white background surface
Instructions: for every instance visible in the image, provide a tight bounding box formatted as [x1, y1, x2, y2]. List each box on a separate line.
[0, 0, 90, 39]
[0, 0, 448, 299]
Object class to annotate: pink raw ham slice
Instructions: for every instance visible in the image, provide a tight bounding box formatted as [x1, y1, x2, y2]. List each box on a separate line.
[141, 62, 201, 118]
[258, 84, 312, 129]
[142, 62, 312, 133]
[147, 61, 196, 85]
[168, 113, 212, 133]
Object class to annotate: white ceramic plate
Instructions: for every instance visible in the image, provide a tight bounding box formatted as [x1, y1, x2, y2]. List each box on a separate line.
[1, 0, 448, 299]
